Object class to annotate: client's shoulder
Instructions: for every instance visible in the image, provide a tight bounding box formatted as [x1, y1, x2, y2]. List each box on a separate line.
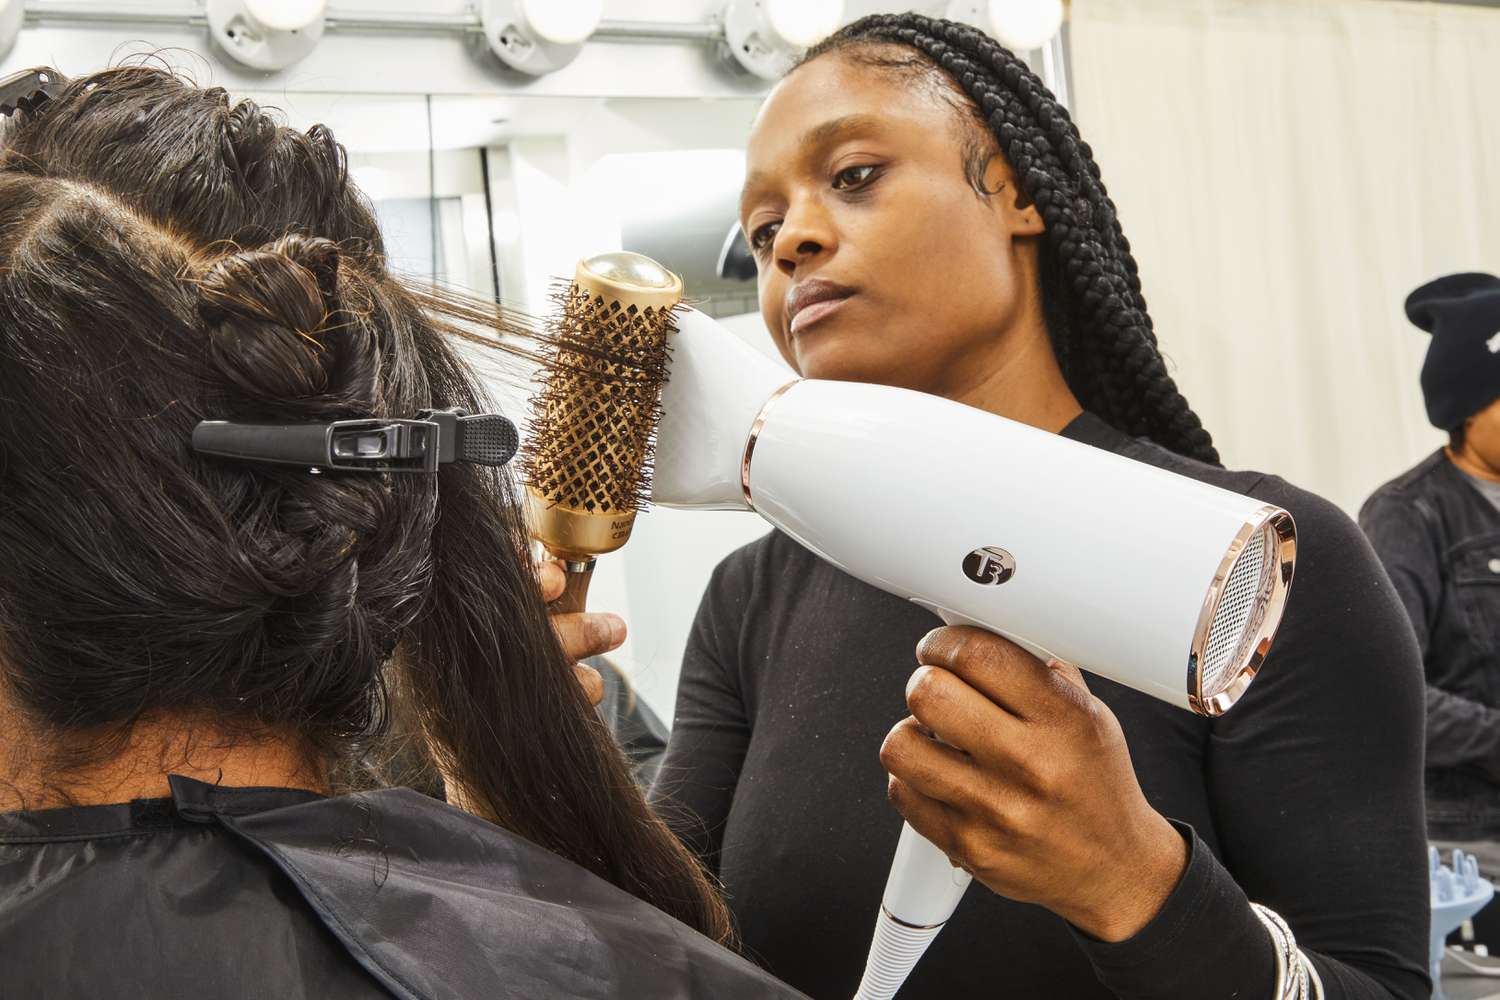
[251, 789, 807, 998]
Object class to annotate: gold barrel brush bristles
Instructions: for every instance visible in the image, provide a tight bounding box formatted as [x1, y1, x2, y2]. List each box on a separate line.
[520, 251, 683, 613]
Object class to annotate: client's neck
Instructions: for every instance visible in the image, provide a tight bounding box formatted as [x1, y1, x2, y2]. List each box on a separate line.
[0, 703, 328, 812]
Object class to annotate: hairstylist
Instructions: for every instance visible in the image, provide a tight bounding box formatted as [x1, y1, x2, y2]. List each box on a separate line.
[651, 15, 1428, 1000]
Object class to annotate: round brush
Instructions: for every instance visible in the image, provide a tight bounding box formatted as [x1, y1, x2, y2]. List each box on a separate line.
[519, 251, 683, 613]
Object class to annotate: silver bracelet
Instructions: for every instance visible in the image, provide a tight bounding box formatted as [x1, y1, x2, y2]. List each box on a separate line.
[1251, 903, 1323, 1000]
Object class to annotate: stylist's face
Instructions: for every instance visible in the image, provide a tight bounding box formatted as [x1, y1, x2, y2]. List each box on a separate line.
[740, 50, 1043, 394]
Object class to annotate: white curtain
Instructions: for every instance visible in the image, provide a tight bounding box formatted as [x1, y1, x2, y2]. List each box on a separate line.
[1069, 0, 1500, 513]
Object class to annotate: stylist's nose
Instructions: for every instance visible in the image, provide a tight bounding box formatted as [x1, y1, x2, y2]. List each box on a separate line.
[775, 199, 837, 278]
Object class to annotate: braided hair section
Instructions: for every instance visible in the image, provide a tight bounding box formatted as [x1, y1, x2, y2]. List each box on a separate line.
[188, 234, 426, 737]
[800, 14, 1219, 464]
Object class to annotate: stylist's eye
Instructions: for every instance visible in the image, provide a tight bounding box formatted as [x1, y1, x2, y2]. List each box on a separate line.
[832, 164, 879, 190]
[749, 221, 781, 255]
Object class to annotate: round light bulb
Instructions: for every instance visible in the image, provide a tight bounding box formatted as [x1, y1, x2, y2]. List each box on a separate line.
[765, 0, 844, 50]
[985, 0, 1064, 51]
[243, 0, 326, 33]
[519, 0, 603, 46]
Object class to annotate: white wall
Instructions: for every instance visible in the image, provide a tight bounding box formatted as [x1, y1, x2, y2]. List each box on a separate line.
[1070, 0, 1500, 514]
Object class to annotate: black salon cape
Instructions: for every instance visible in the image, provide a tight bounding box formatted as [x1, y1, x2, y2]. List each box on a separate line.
[0, 775, 807, 999]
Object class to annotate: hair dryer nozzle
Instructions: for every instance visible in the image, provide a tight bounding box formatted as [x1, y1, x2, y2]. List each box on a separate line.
[651, 307, 798, 511]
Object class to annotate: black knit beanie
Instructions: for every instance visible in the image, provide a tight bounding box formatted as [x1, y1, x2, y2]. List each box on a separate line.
[1406, 272, 1500, 430]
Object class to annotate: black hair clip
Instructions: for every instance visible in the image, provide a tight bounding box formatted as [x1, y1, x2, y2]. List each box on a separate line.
[0, 69, 69, 119]
[191, 409, 519, 473]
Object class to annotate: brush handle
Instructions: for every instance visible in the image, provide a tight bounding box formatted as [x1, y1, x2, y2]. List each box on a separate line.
[549, 558, 596, 615]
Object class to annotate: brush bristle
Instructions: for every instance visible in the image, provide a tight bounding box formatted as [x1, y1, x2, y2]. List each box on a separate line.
[521, 281, 676, 515]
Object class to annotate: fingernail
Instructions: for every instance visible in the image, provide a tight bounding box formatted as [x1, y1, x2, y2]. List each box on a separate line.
[605, 614, 626, 645]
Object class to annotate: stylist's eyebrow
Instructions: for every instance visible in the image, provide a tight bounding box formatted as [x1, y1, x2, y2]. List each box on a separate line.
[800, 113, 887, 151]
[740, 113, 890, 217]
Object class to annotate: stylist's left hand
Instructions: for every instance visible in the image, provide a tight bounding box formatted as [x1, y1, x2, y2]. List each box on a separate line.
[881, 626, 1188, 943]
[538, 559, 620, 707]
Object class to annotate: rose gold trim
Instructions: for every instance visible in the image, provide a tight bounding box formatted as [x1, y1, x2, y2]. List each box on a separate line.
[1186, 505, 1297, 717]
[741, 379, 800, 509]
[880, 905, 947, 931]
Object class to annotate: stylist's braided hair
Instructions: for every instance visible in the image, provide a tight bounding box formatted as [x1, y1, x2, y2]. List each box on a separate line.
[799, 14, 1219, 464]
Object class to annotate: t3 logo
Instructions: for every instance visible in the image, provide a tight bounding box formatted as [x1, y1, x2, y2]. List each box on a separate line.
[962, 546, 1016, 585]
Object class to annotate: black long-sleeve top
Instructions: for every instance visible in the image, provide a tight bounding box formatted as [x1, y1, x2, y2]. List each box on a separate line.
[651, 412, 1430, 1000]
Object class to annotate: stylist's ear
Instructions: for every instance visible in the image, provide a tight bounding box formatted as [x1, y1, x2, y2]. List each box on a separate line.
[981, 155, 1045, 237]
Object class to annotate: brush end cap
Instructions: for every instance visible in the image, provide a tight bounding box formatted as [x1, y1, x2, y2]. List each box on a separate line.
[576, 251, 684, 312]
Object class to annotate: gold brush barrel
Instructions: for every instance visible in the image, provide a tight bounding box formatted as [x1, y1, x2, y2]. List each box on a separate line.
[522, 251, 683, 613]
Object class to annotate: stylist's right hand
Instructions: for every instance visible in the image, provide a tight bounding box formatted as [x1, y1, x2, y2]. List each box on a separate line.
[538, 559, 624, 707]
[881, 626, 1187, 943]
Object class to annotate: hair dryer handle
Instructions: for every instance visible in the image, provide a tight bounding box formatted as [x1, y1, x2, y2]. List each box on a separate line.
[854, 822, 974, 1000]
[882, 820, 974, 923]
[852, 608, 986, 1000]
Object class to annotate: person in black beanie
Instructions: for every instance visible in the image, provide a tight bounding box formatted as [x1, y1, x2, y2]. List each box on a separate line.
[1360, 272, 1500, 938]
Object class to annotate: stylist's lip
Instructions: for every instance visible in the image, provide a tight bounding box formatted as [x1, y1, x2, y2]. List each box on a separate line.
[786, 279, 856, 337]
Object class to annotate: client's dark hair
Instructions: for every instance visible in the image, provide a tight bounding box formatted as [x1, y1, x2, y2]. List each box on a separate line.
[0, 66, 731, 943]
[799, 14, 1219, 464]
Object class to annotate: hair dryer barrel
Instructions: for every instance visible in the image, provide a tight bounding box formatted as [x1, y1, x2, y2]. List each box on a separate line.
[741, 379, 1294, 714]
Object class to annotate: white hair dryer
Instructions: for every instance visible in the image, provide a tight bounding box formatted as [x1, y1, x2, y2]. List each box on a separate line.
[651, 306, 1296, 999]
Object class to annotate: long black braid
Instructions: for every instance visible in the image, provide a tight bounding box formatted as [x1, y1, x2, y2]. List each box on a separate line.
[799, 14, 1220, 464]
